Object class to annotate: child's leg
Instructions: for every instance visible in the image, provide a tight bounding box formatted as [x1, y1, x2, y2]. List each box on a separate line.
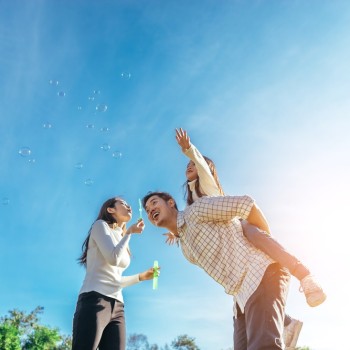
[242, 221, 310, 280]
[241, 221, 327, 307]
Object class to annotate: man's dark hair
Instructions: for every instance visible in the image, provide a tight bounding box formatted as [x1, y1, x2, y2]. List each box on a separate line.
[142, 191, 178, 210]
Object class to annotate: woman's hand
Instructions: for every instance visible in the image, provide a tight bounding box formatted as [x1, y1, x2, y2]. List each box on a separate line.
[125, 219, 145, 235]
[175, 128, 191, 152]
[139, 266, 161, 281]
[163, 232, 179, 246]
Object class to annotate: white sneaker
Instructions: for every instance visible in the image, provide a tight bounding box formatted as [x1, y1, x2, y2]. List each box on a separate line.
[300, 274, 327, 307]
[283, 318, 303, 349]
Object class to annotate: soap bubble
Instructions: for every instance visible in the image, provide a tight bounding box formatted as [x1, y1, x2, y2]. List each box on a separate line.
[121, 72, 131, 80]
[28, 158, 36, 164]
[93, 90, 100, 95]
[84, 178, 94, 186]
[96, 104, 108, 112]
[77, 106, 82, 111]
[86, 124, 95, 129]
[75, 162, 83, 169]
[18, 147, 31, 157]
[112, 151, 122, 159]
[88, 96, 95, 101]
[42, 122, 52, 129]
[100, 127, 110, 132]
[100, 143, 111, 151]
[57, 91, 66, 97]
[2, 197, 9, 205]
[49, 79, 59, 86]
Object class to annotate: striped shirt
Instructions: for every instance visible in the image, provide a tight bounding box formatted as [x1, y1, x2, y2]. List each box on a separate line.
[177, 195, 273, 315]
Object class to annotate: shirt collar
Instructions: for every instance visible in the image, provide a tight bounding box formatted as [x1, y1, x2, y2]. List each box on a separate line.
[176, 211, 186, 237]
[188, 179, 197, 192]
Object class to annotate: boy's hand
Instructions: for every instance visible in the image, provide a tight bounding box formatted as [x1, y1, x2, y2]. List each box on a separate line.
[175, 128, 191, 152]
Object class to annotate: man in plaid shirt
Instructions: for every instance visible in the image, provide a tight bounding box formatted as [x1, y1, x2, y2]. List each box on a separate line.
[142, 191, 290, 350]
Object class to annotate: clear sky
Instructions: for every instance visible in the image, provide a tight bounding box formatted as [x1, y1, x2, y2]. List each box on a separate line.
[0, 1, 349, 349]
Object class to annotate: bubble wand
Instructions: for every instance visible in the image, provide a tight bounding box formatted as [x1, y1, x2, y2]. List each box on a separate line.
[153, 260, 159, 290]
[138, 198, 143, 221]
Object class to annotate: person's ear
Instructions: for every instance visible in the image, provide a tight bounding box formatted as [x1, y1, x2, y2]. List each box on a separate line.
[107, 207, 115, 214]
[168, 199, 175, 208]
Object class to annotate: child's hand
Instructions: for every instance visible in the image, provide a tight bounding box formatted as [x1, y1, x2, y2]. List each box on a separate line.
[175, 128, 191, 152]
[163, 232, 179, 246]
[126, 219, 145, 235]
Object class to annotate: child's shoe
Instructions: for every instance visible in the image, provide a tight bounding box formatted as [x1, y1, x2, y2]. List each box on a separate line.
[300, 274, 327, 307]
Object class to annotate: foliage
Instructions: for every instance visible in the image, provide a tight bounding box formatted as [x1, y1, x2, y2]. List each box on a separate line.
[0, 307, 72, 350]
[127, 333, 200, 350]
[22, 326, 61, 350]
[171, 334, 200, 350]
[127, 333, 150, 350]
[0, 322, 21, 350]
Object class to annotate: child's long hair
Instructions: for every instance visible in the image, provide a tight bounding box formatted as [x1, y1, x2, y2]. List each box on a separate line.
[184, 155, 225, 205]
[77, 197, 127, 267]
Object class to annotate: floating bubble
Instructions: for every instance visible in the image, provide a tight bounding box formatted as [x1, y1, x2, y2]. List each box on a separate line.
[57, 91, 66, 97]
[84, 178, 94, 186]
[86, 124, 95, 129]
[43, 122, 52, 129]
[18, 147, 31, 157]
[96, 104, 108, 112]
[77, 106, 82, 111]
[93, 90, 100, 95]
[100, 143, 111, 151]
[28, 158, 36, 164]
[112, 151, 122, 159]
[49, 79, 59, 86]
[2, 197, 9, 205]
[88, 96, 95, 101]
[100, 127, 110, 132]
[121, 72, 131, 80]
[75, 162, 83, 169]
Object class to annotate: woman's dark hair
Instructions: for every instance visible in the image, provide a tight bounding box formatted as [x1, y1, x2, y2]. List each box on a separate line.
[184, 155, 225, 205]
[78, 197, 120, 267]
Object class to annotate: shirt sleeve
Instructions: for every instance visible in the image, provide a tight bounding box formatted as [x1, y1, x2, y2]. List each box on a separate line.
[193, 195, 254, 222]
[90, 220, 131, 266]
[121, 274, 140, 288]
[184, 143, 222, 196]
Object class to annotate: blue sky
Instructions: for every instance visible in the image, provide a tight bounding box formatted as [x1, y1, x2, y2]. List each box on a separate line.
[0, 1, 349, 349]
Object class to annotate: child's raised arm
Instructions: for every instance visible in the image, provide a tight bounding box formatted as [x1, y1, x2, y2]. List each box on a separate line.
[175, 127, 191, 151]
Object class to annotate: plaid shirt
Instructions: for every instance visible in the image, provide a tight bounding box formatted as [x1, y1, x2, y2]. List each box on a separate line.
[177, 195, 273, 315]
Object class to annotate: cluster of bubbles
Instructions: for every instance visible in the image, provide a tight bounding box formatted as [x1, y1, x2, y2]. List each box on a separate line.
[15, 76, 129, 190]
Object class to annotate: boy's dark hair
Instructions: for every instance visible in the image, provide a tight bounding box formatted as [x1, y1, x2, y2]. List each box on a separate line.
[142, 191, 178, 210]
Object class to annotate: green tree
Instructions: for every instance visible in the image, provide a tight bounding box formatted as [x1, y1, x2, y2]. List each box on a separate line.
[171, 334, 200, 350]
[0, 322, 21, 350]
[127, 333, 150, 350]
[23, 325, 61, 350]
[0, 306, 72, 350]
[127, 333, 160, 350]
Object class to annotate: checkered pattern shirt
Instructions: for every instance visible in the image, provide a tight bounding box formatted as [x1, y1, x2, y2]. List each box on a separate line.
[177, 195, 273, 315]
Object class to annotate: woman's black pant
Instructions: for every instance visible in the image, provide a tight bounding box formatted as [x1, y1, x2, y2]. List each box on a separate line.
[72, 291, 126, 350]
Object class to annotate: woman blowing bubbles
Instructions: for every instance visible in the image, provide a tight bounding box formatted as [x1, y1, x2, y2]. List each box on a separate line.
[72, 197, 157, 350]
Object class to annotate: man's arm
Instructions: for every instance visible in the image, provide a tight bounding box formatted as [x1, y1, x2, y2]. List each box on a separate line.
[193, 195, 254, 222]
